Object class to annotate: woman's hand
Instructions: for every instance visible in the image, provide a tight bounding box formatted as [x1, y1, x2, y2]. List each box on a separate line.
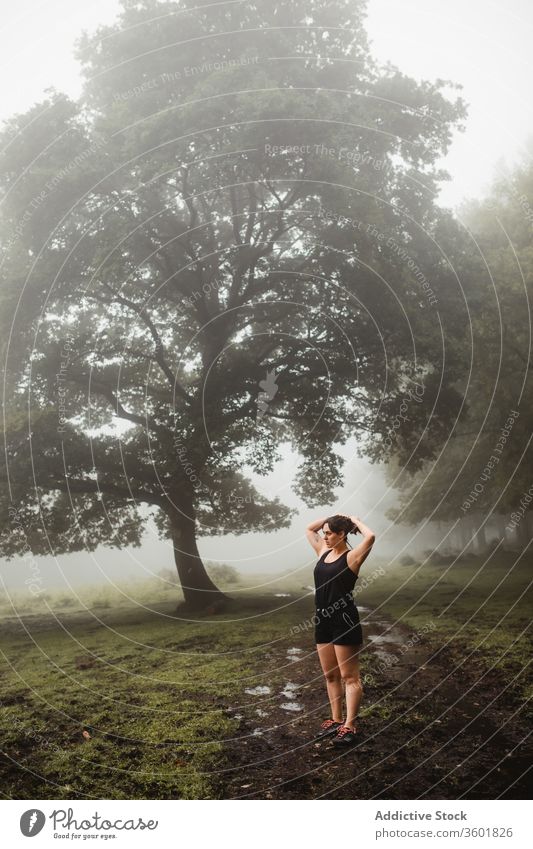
[342, 514, 374, 538]
[350, 516, 375, 539]
[339, 513, 361, 532]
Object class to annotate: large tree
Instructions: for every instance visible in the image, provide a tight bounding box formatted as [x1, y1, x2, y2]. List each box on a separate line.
[385, 152, 533, 550]
[0, 0, 468, 609]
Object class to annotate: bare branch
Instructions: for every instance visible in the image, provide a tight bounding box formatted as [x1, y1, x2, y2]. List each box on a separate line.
[70, 373, 154, 428]
[197, 194, 218, 255]
[244, 184, 258, 244]
[229, 184, 243, 245]
[97, 283, 191, 402]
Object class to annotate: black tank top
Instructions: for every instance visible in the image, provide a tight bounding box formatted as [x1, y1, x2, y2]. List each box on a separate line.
[314, 549, 357, 608]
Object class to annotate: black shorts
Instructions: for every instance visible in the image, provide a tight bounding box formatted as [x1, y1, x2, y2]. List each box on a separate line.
[314, 601, 363, 646]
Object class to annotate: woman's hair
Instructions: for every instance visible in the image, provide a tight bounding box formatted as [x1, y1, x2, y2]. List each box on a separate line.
[322, 514, 359, 547]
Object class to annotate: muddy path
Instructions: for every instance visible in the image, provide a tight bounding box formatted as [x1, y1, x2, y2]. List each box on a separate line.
[220, 608, 531, 800]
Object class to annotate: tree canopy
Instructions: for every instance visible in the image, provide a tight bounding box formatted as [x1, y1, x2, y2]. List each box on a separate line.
[1, 0, 472, 608]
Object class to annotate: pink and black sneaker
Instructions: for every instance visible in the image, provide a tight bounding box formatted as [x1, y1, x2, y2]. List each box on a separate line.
[315, 719, 343, 740]
[331, 724, 360, 746]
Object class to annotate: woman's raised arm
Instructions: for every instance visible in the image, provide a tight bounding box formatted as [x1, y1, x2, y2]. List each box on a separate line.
[346, 515, 376, 575]
[305, 516, 328, 554]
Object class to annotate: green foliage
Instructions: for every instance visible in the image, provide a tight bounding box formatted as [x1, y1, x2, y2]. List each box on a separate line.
[387, 151, 533, 527]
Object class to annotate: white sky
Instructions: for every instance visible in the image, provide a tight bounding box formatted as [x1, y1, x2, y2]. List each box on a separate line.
[366, 0, 533, 207]
[0, 0, 531, 209]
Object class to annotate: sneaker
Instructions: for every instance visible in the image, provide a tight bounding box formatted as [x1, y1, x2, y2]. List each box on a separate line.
[315, 719, 342, 739]
[331, 724, 360, 746]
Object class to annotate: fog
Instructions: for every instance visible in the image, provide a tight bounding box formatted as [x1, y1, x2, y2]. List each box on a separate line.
[3, 444, 444, 592]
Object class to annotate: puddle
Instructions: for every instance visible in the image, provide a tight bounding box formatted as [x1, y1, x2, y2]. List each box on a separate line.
[274, 593, 291, 597]
[286, 647, 304, 662]
[373, 649, 397, 665]
[252, 728, 263, 736]
[369, 632, 402, 644]
[280, 682, 300, 698]
[244, 686, 272, 696]
[280, 702, 303, 712]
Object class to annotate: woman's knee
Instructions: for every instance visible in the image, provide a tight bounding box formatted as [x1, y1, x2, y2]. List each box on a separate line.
[324, 669, 341, 683]
[342, 672, 363, 689]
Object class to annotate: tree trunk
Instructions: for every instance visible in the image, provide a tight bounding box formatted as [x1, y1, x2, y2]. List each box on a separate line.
[473, 514, 487, 554]
[493, 514, 508, 547]
[527, 511, 533, 542]
[452, 525, 463, 553]
[168, 505, 229, 612]
[460, 517, 476, 554]
[516, 512, 531, 551]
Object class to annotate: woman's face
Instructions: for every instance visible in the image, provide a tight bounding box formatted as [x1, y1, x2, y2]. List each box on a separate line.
[321, 523, 345, 548]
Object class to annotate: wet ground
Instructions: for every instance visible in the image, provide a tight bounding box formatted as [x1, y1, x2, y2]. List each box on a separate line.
[220, 608, 532, 799]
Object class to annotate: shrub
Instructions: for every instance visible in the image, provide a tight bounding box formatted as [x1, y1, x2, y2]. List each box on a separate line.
[205, 563, 240, 584]
[56, 594, 77, 608]
[399, 555, 416, 566]
[156, 568, 180, 586]
[424, 549, 450, 565]
[91, 597, 111, 609]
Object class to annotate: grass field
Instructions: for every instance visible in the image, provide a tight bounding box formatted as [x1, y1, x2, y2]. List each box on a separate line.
[0, 549, 530, 799]
[362, 550, 532, 702]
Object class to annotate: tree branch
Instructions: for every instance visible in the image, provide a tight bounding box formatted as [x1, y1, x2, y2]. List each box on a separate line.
[244, 184, 258, 244]
[96, 283, 191, 402]
[229, 184, 243, 245]
[41, 476, 165, 507]
[66, 371, 168, 432]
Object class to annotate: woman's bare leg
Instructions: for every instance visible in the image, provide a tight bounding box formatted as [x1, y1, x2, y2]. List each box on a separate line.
[317, 642, 343, 723]
[334, 644, 363, 729]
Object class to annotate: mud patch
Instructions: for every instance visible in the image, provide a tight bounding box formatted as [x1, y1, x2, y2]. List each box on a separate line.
[222, 608, 531, 800]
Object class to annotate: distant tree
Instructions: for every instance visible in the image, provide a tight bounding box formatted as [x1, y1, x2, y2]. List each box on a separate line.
[385, 151, 533, 548]
[399, 555, 416, 567]
[0, 0, 468, 610]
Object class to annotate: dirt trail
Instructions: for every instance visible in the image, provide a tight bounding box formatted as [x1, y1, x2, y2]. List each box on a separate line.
[220, 608, 531, 799]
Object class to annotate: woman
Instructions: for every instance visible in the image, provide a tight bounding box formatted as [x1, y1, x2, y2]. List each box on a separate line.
[305, 513, 376, 746]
